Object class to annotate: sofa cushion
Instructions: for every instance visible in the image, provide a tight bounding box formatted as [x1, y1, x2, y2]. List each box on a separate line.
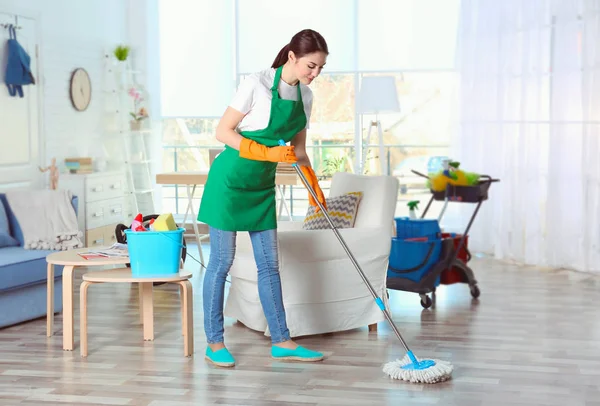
[303, 191, 363, 230]
[0, 201, 19, 248]
[0, 246, 62, 291]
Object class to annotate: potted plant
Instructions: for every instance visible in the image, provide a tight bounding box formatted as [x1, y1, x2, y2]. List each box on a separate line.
[113, 45, 130, 62]
[128, 87, 149, 130]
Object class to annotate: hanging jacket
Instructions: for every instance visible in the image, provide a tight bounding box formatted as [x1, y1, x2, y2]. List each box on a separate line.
[5, 24, 35, 98]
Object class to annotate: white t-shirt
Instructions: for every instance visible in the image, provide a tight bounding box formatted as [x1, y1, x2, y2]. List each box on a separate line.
[229, 68, 313, 132]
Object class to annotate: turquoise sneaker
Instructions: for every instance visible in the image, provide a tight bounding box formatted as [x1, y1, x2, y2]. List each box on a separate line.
[205, 347, 235, 367]
[271, 345, 324, 362]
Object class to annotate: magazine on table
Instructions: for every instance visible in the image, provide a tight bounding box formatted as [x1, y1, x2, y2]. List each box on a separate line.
[78, 242, 129, 259]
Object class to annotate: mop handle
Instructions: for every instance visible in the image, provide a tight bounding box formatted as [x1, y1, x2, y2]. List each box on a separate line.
[278, 140, 411, 353]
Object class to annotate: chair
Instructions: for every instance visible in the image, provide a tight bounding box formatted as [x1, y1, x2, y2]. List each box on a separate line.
[224, 172, 399, 338]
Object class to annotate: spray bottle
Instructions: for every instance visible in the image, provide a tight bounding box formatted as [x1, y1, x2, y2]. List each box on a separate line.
[407, 200, 420, 220]
[442, 158, 457, 180]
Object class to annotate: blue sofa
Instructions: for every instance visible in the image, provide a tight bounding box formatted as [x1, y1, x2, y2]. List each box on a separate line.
[0, 193, 77, 329]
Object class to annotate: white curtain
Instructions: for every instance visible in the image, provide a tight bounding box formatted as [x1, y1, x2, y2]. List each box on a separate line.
[158, 0, 234, 117]
[453, 0, 600, 273]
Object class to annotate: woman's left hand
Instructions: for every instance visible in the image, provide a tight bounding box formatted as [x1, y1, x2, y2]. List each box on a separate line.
[300, 166, 327, 212]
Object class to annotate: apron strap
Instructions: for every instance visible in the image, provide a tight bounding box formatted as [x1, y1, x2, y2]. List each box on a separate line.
[271, 65, 303, 102]
[271, 65, 282, 93]
[9, 24, 16, 40]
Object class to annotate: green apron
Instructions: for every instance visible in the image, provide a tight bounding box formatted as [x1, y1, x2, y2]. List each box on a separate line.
[198, 66, 307, 231]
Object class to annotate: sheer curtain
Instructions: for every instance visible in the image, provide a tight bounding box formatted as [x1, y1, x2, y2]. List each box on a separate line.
[453, 0, 600, 273]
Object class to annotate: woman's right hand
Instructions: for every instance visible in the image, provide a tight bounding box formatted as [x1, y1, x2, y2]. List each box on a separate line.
[239, 138, 297, 163]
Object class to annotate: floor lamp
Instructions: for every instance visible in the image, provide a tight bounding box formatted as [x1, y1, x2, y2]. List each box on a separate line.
[358, 76, 400, 175]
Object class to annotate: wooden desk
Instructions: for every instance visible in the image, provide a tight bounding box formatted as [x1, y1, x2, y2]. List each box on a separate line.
[155, 171, 301, 264]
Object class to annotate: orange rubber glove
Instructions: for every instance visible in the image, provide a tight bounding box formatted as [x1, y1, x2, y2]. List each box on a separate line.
[300, 165, 327, 212]
[239, 138, 297, 163]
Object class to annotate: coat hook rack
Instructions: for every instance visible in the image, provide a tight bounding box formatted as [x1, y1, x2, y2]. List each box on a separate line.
[1, 23, 21, 30]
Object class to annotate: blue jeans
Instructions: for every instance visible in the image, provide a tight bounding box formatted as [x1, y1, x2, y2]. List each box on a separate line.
[203, 226, 291, 344]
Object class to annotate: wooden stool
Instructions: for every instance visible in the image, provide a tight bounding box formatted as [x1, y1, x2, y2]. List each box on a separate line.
[79, 268, 193, 357]
[45, 249, 131, 350]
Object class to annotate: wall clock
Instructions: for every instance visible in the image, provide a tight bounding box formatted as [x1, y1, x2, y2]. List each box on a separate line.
[69, 68, 92, 111]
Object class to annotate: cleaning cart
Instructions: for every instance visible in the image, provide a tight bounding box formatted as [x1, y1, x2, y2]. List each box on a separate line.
[386, 172, 499, 308]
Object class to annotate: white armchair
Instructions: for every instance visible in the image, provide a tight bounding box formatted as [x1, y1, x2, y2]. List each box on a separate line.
[224, 172, 399, 338]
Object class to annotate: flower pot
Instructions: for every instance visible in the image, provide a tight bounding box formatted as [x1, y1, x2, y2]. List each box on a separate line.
[130, 120, 141, 131]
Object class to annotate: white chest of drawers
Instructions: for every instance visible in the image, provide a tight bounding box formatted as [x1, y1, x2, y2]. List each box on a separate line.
[60, 171, 128, 247]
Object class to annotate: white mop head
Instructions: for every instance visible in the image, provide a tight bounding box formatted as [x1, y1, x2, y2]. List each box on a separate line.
[383, 354, 454, 384]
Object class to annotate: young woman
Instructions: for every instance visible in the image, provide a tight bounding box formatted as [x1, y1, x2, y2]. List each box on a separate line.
[197, 29, 329, 367]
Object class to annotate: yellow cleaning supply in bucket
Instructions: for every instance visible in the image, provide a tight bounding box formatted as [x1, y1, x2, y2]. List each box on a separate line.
[153, 213, 177, 231]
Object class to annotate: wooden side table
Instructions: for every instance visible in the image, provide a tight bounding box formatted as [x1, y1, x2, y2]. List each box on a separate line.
[79, 268, 194, 357]
[45, 249, 130, 351]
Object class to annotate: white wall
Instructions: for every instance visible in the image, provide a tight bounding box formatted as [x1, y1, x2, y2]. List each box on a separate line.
[0, 0, 129, 169]
[126, 0, 164, 209]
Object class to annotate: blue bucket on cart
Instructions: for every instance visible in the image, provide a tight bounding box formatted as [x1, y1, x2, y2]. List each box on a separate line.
[124, 228, 184, 277]
[394, 217, 441, 240]
[387, 236, 442, 284]
[388, 217, 443, 285]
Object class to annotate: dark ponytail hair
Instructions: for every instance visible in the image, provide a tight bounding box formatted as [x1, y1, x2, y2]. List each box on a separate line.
[271, 29, 329, 69]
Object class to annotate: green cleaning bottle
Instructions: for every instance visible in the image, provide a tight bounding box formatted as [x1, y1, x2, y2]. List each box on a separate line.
[407, 200, 420, 220]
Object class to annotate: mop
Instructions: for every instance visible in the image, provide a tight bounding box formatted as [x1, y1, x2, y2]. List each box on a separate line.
[279, 140, 453, 384]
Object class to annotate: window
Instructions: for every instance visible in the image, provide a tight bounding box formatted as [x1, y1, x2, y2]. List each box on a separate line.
[358, 0, 461, 70]
[161, 118, 220, 172]
[160, 117, 221, 214]
[156, 0, 462, 217]
[305, 73, 355, 174]
[158, 0, 234, 117]
[237, 0, 356, 73]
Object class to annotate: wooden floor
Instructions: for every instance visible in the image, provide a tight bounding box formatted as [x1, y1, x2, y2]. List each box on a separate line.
[1, 246, 600, 406]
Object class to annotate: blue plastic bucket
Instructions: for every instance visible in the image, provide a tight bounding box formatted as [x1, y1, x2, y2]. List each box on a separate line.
[124, 228, 184, 277]
[394, 217, 441, 240]
[387, 236, 442, 285]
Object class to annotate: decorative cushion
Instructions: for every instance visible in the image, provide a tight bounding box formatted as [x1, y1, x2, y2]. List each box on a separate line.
[0, 202, 19, 248]
[302, 192, 363, 230]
